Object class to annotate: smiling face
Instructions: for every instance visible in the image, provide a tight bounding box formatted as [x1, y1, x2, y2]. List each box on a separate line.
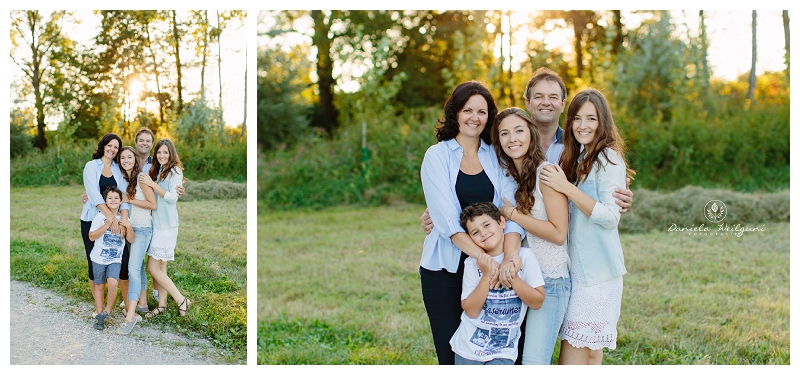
[497, 114, 532, 162]
[103, 139, 120, 160]
[135, 132, 154, 156]
[525, 80, 565, 126]
[465, 214, 506, 256]
[119, 148, 136, 172]
[104, 191, 121, 211]
[572, 101, 599, 146]
[155, 144, 171, 166]
[457, 94, 489, 139]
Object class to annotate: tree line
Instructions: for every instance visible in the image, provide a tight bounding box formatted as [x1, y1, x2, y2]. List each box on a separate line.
[11, 10, 246, 155]
[258, 10, 790, 152]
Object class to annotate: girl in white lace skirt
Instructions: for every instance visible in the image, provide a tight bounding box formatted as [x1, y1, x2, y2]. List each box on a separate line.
[138, 139, 192, 318]
[541, 89, 635, 364]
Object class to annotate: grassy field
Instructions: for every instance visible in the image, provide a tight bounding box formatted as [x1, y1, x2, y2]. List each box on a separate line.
[10, 185, 247, 364]
[257, 203, 789, 365]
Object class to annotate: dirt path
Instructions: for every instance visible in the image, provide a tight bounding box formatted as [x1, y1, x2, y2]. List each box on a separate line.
[10, 279, 227, 365]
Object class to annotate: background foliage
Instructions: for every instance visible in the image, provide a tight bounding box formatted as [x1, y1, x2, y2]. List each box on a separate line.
[257, 10, 790, 210]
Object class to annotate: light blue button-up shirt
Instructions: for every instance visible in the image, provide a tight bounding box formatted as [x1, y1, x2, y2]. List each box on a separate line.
[567, 148, 627, 286]
[80, 159, 130, 222]
[151, 166, 183, 230]
[544, 127, 564, 165]
[420, 138, 525, 273]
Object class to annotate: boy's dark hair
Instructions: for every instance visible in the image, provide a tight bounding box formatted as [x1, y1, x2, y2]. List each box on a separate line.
[460, 202, 502, 230]
[102, 186, 123, 201]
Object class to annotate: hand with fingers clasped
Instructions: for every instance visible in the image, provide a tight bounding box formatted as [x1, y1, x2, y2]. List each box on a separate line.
[138, 172, 155, 188]
[493, 254, 521, 289]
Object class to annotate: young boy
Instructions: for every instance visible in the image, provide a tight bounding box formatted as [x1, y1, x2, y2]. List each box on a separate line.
[450, 202, 546, 364]
[88, 186, 135, 330]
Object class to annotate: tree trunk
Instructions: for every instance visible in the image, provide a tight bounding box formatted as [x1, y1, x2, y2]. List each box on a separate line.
[217, 11, 224, 128]
[172, 10, 184, 115]
[699, 10, 710, 96]
[612, 10, 623, 56]
[143, 22, 165, 127]
[748, 10, 757, 101]
[242, 46, 246, 137]
[311, 10, 339, 135]
[200, 11, 208, 102]
[573, 22, 585, 79]
[783, 10, 790, 77]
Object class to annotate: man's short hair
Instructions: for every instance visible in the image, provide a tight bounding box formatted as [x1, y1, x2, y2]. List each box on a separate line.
[135, 127, 155, 142]
[524, 67, 567, 102]
[460, 202, 502, 231]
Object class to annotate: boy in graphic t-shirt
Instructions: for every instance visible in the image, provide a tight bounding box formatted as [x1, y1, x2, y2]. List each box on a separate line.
[450, 202, 546, 364]
[88, 186, 135, 330]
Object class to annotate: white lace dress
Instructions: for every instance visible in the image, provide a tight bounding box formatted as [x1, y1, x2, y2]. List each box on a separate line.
[526, 162, 570, 279]
[558, 159, 624, 350]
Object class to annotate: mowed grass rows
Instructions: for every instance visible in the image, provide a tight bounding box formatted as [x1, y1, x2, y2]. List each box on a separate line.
[257, 204, 789, 364]
[10, 185, 247, 364]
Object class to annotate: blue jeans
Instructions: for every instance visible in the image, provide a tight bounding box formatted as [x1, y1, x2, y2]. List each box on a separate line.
[127, 226, 152, 301]
[521, 277, 571, 365]
[454, 354, 514, 365]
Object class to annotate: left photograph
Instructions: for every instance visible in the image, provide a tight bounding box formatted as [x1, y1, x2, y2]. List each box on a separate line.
[9, 10, 247, 364]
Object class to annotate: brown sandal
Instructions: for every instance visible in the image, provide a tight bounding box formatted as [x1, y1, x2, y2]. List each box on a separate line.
[145, 306, 167, 319]
[178, 298, 192, 317]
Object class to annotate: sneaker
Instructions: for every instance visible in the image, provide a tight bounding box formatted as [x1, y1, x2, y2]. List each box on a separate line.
[94, 311, 108, 330]
[117, 319, 137, 335]
[135, 305, 149, 313]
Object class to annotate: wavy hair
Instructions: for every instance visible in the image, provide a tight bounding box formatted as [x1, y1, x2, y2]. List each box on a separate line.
[435, 81, 497, 145]
[559, 89, 635, 184]
[149, 139, 185, 183]
[491, 107, 545, 215]
[118, 146, 141, 198]
[91, 133, 123, 163]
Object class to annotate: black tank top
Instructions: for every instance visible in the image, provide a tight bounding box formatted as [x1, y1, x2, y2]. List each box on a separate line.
[455, 170, 494, 210]
[99, 174, 118, 196]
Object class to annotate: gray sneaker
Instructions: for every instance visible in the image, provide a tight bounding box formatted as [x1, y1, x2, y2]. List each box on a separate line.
[135, 305, 150, 313]
[117, 319, 137, 335]
[94, 311, 108, 330]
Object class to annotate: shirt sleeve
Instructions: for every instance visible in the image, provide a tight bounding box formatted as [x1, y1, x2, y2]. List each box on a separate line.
[421, 145, 464, 238]
[460, 257, 481, 300]
[83, 162, 104, 209]
[520, 248, 545, 288]
[588, 149, 625, 229]
[162, 167, 183, 204]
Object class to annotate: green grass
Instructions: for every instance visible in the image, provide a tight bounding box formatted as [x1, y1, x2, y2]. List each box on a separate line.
[257, 203, 789, 364]
[10, 185, 247, 364]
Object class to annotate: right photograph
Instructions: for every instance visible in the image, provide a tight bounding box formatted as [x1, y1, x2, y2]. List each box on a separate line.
[257, 10, 790, 365]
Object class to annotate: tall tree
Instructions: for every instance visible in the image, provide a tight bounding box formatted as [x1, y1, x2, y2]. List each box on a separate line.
[748, 11, 757, 101]
[783, 10, 789, 77]
[171, 10, 184, 115]
[311, 10, 339, 135]
[10, 10, 68, 150]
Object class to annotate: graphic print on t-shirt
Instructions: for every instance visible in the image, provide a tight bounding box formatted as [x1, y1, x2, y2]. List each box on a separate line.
[97, 229, 123, 263]
[467, 286, 523, 352]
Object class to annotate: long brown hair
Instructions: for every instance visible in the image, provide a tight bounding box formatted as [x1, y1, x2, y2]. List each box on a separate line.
[119, 146, 141, 198]
[149, 139, 184, 183]
[559, 89, 635, 184]
[491, 107, 545, 215]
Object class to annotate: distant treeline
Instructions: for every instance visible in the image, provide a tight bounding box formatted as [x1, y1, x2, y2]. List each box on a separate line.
[11, 137, 246, 187]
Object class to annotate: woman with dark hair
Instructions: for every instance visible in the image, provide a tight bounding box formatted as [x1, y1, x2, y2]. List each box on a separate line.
[80, 133, 130, 323]
[138, 138, 192, 318]
[420, 81, 524, 365]
[541, 89, 635, 365]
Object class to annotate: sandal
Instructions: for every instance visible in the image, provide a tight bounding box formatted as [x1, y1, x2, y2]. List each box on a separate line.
[144, 306, 167, 319]
[178, 298, 192, 317]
